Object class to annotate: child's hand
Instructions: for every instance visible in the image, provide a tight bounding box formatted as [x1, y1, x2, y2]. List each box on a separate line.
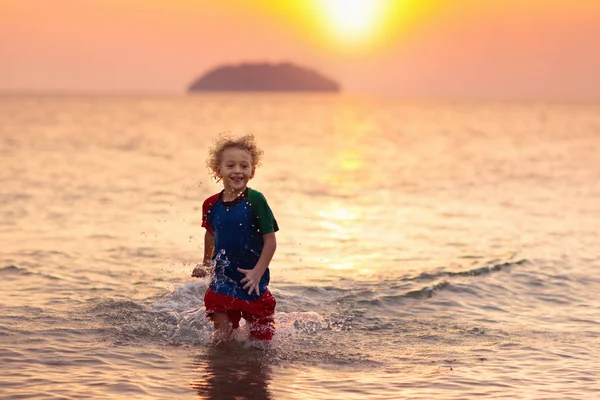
[191, 264, 208, 278]
[237, 268, 263, 296]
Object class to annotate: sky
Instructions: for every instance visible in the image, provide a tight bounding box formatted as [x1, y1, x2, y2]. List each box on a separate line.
[1, 0, 600, 99]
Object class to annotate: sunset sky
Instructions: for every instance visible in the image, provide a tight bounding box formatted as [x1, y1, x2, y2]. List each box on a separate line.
[1, 0, 600, 99]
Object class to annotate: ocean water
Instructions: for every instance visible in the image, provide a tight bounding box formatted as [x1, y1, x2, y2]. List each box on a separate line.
[1, 94, 599, 399]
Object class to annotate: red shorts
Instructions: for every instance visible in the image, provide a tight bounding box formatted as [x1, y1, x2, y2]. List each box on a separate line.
[204, 289, 276, 341]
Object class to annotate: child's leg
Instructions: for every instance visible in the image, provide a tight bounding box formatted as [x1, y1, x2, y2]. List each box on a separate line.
[241, 291, 276, 341]
[204, 289, 242, 343]
[211, 312, 232, 342]
[243, 313, 275, 341]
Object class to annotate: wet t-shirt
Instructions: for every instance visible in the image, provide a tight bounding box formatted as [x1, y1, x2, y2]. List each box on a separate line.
[202, 187, 278, 301]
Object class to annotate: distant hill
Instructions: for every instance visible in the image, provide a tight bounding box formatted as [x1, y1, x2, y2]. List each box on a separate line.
[187, 62, 341, 93]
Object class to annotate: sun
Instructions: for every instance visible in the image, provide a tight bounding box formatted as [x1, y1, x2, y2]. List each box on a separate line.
[318, 0, 387, 41]
[262, 0, 418, 54]
[303, 0, 409, 52]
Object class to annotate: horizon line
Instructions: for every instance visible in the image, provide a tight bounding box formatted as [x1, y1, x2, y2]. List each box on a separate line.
[0, 89, 599, 104]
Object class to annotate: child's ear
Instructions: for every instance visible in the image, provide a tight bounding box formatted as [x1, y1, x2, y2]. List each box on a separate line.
[250, 167, 255, 179]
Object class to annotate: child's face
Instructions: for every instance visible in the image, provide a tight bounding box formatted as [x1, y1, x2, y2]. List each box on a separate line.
[217, 147, 255, 192]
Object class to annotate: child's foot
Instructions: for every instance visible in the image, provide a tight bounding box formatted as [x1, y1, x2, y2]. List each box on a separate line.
[211, 330, 233, 347]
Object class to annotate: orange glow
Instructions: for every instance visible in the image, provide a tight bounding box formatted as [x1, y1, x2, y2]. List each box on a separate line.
[2, 0, 600, 95]
[246, 0, 424, 56]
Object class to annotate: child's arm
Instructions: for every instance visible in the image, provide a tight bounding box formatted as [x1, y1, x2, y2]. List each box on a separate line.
[238, 232, 277, 295]
[192, 230, 214, 277]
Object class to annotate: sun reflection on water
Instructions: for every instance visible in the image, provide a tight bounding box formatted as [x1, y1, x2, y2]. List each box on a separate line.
[316, 203, 362, 241]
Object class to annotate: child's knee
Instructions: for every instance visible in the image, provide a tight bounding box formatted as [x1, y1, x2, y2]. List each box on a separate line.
[212, 312, 231, 329]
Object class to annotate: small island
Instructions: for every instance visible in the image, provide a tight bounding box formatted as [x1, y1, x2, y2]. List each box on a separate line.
[187, 62, 341, 93]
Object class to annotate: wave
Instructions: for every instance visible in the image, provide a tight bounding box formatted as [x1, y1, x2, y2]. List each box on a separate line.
[404, 259, 530, 282]
[335, 259, 530, 309]
[0, 264, 66, 281]
[0, 265, 33, 276]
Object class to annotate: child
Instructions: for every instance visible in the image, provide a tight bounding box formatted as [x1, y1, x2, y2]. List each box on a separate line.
[192, 133, 278, 343]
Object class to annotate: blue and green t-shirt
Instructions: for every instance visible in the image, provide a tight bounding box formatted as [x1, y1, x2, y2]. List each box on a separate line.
[201, 187, 278, 301]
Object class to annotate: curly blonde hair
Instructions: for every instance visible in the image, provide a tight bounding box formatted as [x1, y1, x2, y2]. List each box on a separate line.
[207, 133, 264, 182]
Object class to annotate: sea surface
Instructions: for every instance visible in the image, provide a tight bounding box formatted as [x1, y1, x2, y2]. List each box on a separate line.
[1, 94, 599, 399]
